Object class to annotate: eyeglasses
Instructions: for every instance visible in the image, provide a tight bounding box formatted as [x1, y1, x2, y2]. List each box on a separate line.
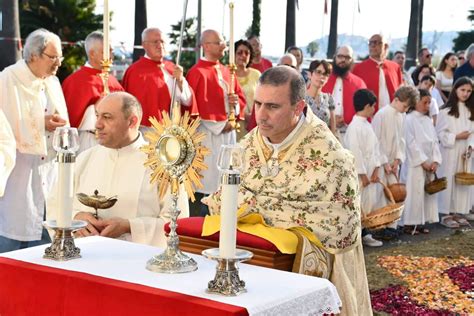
[236, 50, 250, 56]
[143, 40, 165, 46]
[206, 41, 226, 46]
[336, 54, 351, 60]
[42, 52, 64, 63]
[313, 69, 329, 77]
[423, 54, 432, 58]
[368, 40, 383, 46]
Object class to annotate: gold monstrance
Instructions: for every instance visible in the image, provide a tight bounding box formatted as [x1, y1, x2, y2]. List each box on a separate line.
[141, 0, 209, 273]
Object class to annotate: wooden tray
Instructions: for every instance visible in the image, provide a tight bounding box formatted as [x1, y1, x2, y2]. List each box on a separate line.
[179, 235, 295, 271]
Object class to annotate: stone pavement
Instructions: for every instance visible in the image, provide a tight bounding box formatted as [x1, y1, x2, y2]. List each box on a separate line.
[363, 220, 474, 254]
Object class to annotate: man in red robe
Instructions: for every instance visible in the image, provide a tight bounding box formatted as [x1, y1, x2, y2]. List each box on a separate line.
[352, 34, 402, 112]
[62, 31, 123, 153]
[122, 27, 194, 127]
[186, 29, 246, 216]
[248, 35, 273, 73]
[322, 45, 366, 136]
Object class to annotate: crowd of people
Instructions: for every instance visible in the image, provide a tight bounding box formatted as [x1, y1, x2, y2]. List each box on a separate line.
[0, 26, 473, 315]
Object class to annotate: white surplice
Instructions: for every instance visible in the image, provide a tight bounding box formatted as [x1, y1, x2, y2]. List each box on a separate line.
[436, 103, 474, 215]
[0, 110, 16, 197]
[72, 134, 189, 247]
[372, 104, 406, 184]
[401, 111, 442, 225]
[0, 60, 69, 241]
[344, 115, 387, 215]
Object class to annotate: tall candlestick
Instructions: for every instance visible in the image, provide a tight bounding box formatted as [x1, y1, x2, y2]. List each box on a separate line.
[103, 0, 110, 61]
[219, 174, 239, 258]
[229, 2, 235, 65]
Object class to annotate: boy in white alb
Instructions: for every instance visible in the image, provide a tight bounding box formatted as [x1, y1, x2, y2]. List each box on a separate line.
[344, 89, 386, 247]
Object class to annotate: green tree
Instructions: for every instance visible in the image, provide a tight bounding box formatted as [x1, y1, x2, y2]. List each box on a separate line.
[245, 0, 261, 38]
[306, 40, 319, 57]
[20, 0, 103, 81]
[453, 9, 474, 52]
[168, 17, 197, 74]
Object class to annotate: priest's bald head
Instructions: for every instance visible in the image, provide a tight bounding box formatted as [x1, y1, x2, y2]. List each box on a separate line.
[254, 66, 306, 144]
[201, 29, 226, 62]
[95, 92, 143, 149]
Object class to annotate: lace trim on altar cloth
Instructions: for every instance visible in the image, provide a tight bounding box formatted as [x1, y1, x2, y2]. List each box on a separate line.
[248, 285, 342, 316]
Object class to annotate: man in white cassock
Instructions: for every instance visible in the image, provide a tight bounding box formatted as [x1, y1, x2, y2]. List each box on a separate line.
[0, 110, 16, 198]
[73, 92, 189, 247]
[344, 89, 386, 247]
[0, 29, 69, 253]
[206, 67, 372, 315]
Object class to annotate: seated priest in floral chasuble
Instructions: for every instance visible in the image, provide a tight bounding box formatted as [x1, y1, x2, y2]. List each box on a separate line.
[205, 66, 372, 316]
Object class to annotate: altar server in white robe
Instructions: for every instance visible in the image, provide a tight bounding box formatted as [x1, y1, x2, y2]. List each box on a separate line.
[73, 92, 189, 247]
[436, 77, 474, 223]
[401, 89, 442, 229]
[344, 89, 387, 247]
[0, 29, 69, 253]
[372, 86, 419, 230]
[344, 89, 387, 217]
[0, 110, 16, 197]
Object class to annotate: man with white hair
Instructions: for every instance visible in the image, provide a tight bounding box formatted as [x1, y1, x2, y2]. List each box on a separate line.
[62, 31, 124, 153]
[322, 45, 367, 136]
[454, 44, 474, 81]
[122, 27, 194, 128]
[353, 34, 403, 112]
[0, 28, 69, 252]
[277, 53, 297, 69]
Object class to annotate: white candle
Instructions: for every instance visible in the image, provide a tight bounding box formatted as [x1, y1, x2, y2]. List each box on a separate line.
[57, 159, 74, 228]
[103, 0, 110, 61]
[219, 182, 238, 258]
[229, 2, 235, 65]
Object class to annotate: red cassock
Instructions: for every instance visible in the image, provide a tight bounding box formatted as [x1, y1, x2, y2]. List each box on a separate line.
[352, 58, 403, 111]
[250, 57, 273, 74]
[322, 72, 367, 125]
[62, 66, 124, 128]
[186, 59, 246, 122]
[122, 57, 194, 126]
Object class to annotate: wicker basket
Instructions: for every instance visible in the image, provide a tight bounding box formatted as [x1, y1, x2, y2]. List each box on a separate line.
[455, 154, 474, 185]
[424, 172, 447, 194]
[362, 181, 404, 231]
[386, 174, 406, 203]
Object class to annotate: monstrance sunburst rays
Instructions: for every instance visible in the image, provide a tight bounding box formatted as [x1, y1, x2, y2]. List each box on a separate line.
[140, 106, 209, 202]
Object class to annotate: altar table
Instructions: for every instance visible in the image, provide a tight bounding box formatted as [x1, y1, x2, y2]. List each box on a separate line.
[0, 236, 341, 316]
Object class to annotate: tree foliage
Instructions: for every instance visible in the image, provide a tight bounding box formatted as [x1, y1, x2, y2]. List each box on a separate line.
[453, 9, 474, 52]
[245, 0, 261, 38]
[306, 40, 319, 57]
[19, 0, 103, 81]
[168, 17, 197, 74]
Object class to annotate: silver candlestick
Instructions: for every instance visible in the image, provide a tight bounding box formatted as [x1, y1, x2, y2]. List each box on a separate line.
[43, 220, 87, 261]
[202, 248, 253, 296]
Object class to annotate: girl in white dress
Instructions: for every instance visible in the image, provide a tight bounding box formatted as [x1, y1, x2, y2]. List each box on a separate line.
[436, 77, 474, 227]
[401, 89, 442, 234]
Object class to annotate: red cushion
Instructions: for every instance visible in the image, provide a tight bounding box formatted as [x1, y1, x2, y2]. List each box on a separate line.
[165, 217, 281, 253]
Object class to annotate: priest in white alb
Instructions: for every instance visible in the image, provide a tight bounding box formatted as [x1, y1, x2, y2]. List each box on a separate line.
[205, 67, 372, 315]
[73, 92, 189, 247]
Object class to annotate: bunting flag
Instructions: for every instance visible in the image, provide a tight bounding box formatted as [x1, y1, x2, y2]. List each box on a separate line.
[324, 0, 328, 14]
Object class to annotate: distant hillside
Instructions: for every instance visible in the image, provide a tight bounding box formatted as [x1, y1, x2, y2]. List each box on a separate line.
[301, 31, 460, 60]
